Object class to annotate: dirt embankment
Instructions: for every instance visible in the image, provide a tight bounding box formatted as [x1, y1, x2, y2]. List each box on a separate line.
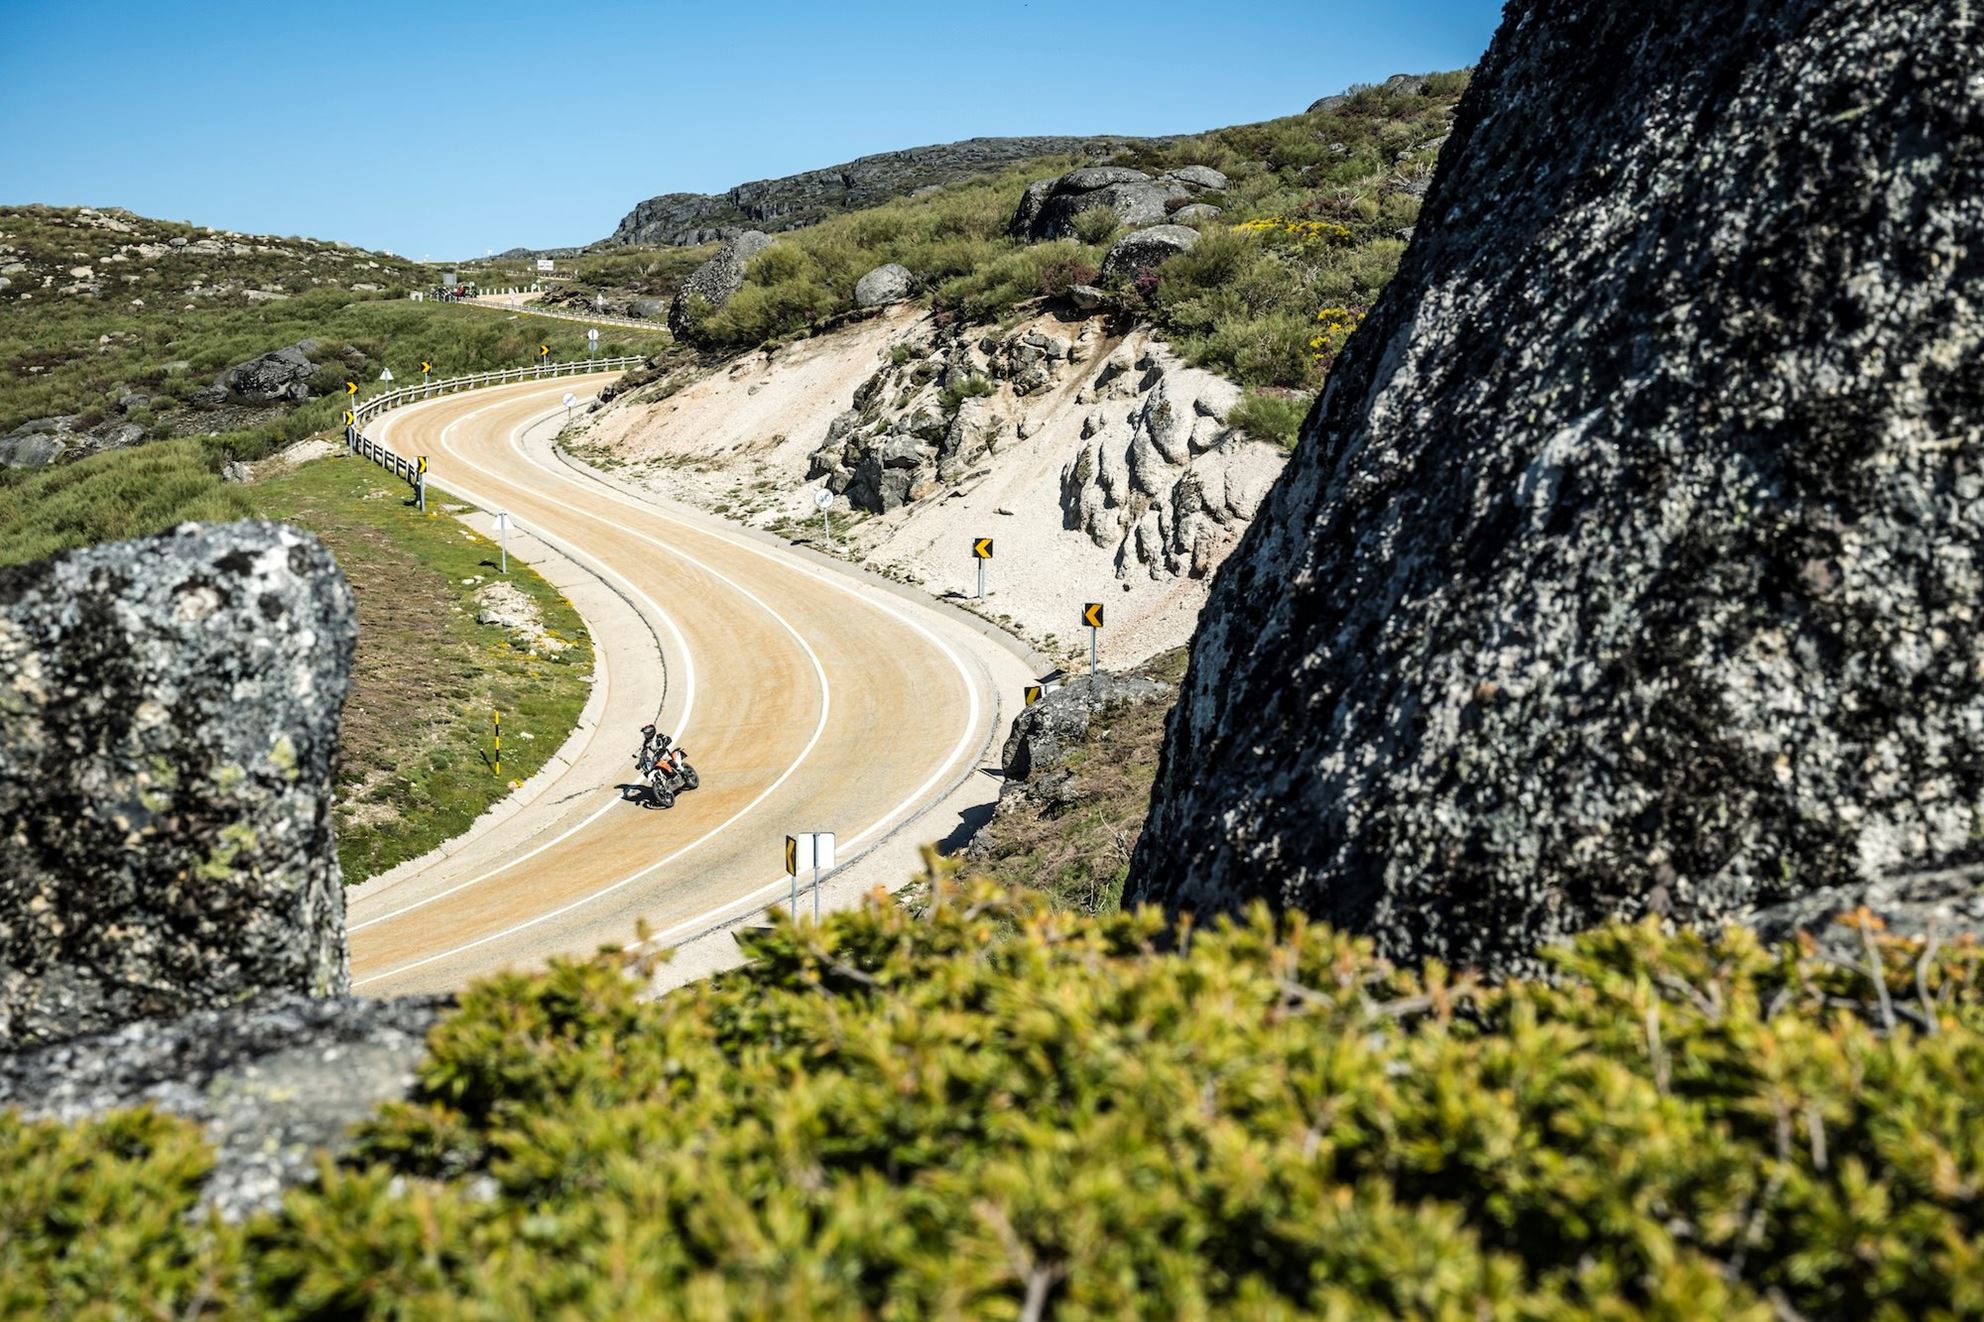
[567, 307, 1285, 670]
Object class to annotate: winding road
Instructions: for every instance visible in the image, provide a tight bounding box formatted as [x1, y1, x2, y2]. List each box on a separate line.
[346, 375, 1029, 995]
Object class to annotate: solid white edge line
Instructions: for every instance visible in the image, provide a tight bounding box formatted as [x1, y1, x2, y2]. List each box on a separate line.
[347, 389, 700, 934]
[353, 392, 841, 985]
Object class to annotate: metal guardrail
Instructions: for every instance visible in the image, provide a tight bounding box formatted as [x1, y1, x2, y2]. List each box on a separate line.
[343, 356, 646, 508]
[459, 297, 673, 334]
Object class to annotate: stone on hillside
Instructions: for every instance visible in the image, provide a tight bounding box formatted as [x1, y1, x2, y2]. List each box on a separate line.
[1129, 0, 1984, 972]
[667, 230, 774, 335]
[1100, 225, 1200, 281]
[0, 522, 355, 1047]
[854, 262, 914, 308]
[1162, 165, 1229, 191]
[216, 340, 319, 403]
[1012, 167, 1192, 241]
[1068, 283, 1107, 311]
[0, 417, 75, 469]
[1171, 203, 1224, 225]
[999, 672, 1174, 783]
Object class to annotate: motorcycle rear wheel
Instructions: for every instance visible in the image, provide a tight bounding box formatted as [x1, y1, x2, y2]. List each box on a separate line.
[652, 784, 676, 809]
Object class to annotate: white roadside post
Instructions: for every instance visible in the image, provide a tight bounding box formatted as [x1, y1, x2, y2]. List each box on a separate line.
[562, 391, 578, 426]
[587, 327, 599, 365]
[494, 511, 510, 574]
[1082, 602, 1104, 685]
[814, 488, 834, 545]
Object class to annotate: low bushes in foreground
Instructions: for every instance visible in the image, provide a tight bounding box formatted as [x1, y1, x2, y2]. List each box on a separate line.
[7, 877, 1983, 1318]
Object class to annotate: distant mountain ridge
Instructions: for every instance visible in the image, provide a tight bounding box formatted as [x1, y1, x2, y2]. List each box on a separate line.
[607, 135, 1165, 247]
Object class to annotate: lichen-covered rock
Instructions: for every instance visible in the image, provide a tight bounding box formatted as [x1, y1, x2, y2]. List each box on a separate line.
[666, 230, 773, 335]
[1129, 0, 1984, 973]
[1099, 224, 1200, 281]
[1011, 168, 1190, 241]
[999, 673, 1173, 783]
[216, 340, 319, 403]
[0, 521, 355, 1046]
[0, 992, 444, 1218]
[854, 262, 914, 308]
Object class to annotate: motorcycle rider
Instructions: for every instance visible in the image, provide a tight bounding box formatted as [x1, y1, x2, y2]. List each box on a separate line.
[636, 723, 672, 775]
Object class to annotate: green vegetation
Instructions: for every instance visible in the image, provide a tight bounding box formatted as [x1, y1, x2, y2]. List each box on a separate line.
[1227, 386, 1315, 449]
[0, 439, 251, 567]
[650, 75, 1462, 420]
[8, 883, 1983, 1318]
[245, 457, 592, 883]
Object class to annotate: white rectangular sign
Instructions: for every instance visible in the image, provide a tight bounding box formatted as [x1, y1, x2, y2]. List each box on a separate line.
[785, 831, 837, 873]
[535, 258, 555, 272]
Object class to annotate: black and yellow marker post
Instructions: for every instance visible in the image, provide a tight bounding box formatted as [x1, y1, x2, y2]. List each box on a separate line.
[493, 710, 502, 779]
[972, 537, 993, 599]
[1082, 602, 1104, 681]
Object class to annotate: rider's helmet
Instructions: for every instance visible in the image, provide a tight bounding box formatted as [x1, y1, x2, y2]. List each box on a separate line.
[641, 723, 656, 738]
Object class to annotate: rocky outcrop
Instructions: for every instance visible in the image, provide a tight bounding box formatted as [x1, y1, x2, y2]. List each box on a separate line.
[611, 136, 1158, 247]
[667, 230, 773, 335]
[0, 992, 445, 1219]
[216, 340, 320, 403]
[999, 672, 1173, 785]
[0, 417, 76, 468]
[1012, 166, 1224, 242]
[1308, 73, 1433, 114]
[0, 522, 355, 1046]
[1099, 224, 1200, 281]
[1061, 346, 1280, 580]
[1130, 0, 1984, 973]
[854, 262, 914, 308]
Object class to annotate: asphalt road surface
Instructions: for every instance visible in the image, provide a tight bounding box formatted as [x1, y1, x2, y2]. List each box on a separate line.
[345, 375, 1023, 994]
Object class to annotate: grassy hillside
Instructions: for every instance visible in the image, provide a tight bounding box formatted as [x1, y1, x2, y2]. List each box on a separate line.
[246, 457, 593, 884]
[630, 74, 1464, 443]
[8, 881, 1981, 1317]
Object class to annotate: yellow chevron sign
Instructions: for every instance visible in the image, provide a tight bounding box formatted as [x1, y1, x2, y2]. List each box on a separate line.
[417, 455, 428, 475]
[421, 360, 432, 375]
[784, 836, 798, 876]
[538, 344, 550, 358]
[344, 380, 357, 395]
[1082, 602, 1105, 629]
[343, 410, 355, 428]
[1024, 684, 1043, 705]
[972, 537, 994, 559]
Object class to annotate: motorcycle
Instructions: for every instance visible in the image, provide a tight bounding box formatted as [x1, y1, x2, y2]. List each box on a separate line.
[636, 740, 699, 809]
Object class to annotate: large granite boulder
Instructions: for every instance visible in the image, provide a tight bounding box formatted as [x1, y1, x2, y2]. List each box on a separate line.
[217, 340, 319, 403]
[854, 262, 914, 308]
[1100, 225, 1200, 282]
[666, 230, 774, 335]
[1129, 0, 1984, 972]
[0, 522, 356, 1046]
[1011, 167, 1191, 241]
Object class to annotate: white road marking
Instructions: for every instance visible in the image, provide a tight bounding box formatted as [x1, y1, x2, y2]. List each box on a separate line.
[348, 380, 985, 987]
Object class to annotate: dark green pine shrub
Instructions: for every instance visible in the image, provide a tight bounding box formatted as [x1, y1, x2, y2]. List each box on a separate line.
[7, 877, 1983, 1317]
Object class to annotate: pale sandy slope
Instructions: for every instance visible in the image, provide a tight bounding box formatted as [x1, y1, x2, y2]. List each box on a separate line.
[572, 308, 1287, 670]
[342, 375, 1032, 994]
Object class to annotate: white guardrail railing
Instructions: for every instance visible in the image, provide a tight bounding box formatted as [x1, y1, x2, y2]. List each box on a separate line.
[343, 355, 646, 508]
[461, 298, 673, 333]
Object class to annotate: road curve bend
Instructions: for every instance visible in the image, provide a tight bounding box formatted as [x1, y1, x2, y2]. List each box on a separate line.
[345, 376, 1025, 994]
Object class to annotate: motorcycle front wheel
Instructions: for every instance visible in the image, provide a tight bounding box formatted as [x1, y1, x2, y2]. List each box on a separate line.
[680, 762, 699, 791]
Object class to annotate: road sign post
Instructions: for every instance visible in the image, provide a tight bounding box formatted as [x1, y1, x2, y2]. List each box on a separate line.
[587, 327, 599, 365]
[814, 489, 835, 546]
[1082, 602, 1105, 683]
[416, 454, 428, 513]
[493, 710, 502, 778]
[537, 343, 550, 376]
[562, 391, 578, 425]
[494, 511, 510, 574]
[972, 537, 993, 599]
[784, 832, 838, 922]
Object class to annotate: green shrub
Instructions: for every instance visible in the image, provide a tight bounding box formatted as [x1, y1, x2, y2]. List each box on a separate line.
[0, 440, 253, 567]
[1228, 387, 1314, 448]
[10, 880, 1984, 1319]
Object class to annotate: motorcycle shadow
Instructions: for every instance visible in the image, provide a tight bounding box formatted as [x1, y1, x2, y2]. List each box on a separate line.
[615, 781, 659, 805]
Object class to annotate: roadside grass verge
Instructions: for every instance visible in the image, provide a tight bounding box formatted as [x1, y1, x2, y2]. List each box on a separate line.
[245, 456, 593, 885]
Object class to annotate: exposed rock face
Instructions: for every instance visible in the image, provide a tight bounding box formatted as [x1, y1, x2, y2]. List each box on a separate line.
[0, 417, 76, 468]
[854, 262, 914, 308]
[1099, 224, 1200, 281]
[1130, 0, 1984, 972]
[0, 522, 355, 1046]
[667, 231, 773, 335]
[611, 136, 1156, 247]
[999, 672, 1173, 785]
[0, 993, 445, 1219]
[216, 340, 320, 403]
[1061, 346, 1279, 580]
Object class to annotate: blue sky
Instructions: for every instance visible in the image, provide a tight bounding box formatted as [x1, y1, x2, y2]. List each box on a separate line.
[0, 0, 1504, 259]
